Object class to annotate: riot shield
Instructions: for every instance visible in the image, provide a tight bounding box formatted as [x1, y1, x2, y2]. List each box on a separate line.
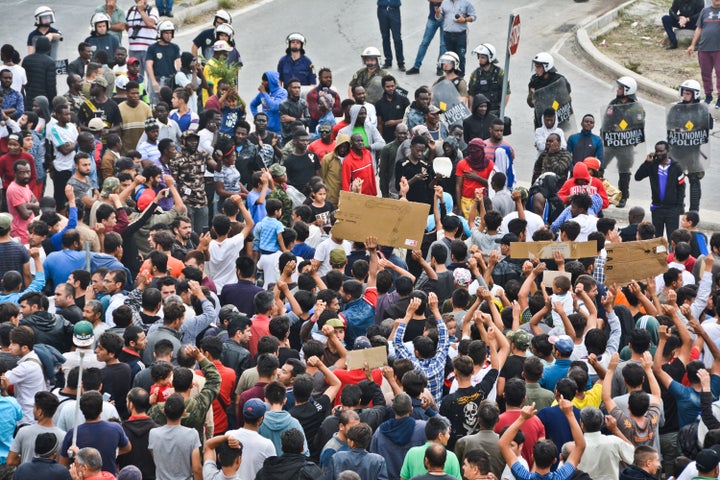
[432, 79, 471, 125]
[365, 75, 384, 104]
[666, 102, 711, 173]
[533, 78, 575, 134]
[601, 102, 646, 148]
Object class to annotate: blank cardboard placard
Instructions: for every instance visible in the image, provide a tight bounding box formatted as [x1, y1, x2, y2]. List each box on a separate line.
[604, 237, 669, 285]
[509, 241, 597, 259]
[331, 191, 429, 250]
[543, 270, 571, 285]
[346, 346, 389, 371]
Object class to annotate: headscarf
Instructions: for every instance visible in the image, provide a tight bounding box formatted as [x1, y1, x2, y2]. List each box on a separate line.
[33, 95, 51, 123]
[466, 138, 488, 170]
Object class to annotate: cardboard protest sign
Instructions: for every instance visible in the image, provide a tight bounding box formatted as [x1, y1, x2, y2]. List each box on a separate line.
[542, 270, 571, 285]
[509, 241, 597, 260]
[604, 237, 668, 285]
[346, 346, 388, 371]
[331, 191, 429, 250]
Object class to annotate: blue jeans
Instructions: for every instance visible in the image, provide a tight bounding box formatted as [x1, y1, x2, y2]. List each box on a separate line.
[156, 0, 174, 14]
[662, 15, 696, 45]
[378, 6, 404, 66]
[413, 17, 446, 69]
[444, 30, 467, 75]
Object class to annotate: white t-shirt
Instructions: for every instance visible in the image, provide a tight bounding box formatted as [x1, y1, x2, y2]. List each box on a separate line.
[6, 351, 46, 425]
[206, 233, 246, 292]
[571, 213, 598, 242]
[47, 122, 79, 172]
[500, 211, 545, 239]
[5, 65, 27, 94]
[226, 428, 276, 480]
[313, 238, 351, 276]
[54, 398, 119, 432]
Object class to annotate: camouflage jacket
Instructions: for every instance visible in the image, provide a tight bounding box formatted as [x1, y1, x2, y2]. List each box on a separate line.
[168, 149, 210, 208]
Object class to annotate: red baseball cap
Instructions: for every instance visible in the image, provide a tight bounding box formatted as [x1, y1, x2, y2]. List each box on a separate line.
[127, 57, 140, 65]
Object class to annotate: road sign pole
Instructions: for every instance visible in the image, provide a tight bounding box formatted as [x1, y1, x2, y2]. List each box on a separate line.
[500, 13, 520, 119]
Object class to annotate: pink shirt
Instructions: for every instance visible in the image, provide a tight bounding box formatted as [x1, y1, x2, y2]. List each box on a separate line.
[6, 181, 33, 244]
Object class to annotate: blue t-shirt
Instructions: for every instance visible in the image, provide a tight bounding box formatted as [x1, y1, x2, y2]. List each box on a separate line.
[539, 359, 572, 392]
[669, 374, 720, 427]
[247, 188, 268, 225]
[253, 216, 284, 253]
[536, 406, 582, 470]
[61, 420, 129, 475]
[512, 460, 575, 480]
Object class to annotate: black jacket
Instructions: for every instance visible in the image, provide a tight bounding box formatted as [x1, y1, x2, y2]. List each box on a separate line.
[634, 159, 686, 209]
[118, 415, 159, 479]
[21, 37, 56, 110]
[254, 453, 322, 480]
[67, 56, 87, 78]
[20, 311, 73, 353]
[668, 0, 704, 24]
[619, 465, 659, 480]
[463, 94, 498, 142]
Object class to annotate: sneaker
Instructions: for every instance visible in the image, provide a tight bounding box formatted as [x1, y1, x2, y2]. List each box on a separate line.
[706, 94, 713, 105]
[405, 67, 420, 75]
[665, 43, 678, 50]
[715, 99, 720, 109]
[382, 62, 392, 69]
[166, 12, 173, 17]
[398, 64, 406, 72]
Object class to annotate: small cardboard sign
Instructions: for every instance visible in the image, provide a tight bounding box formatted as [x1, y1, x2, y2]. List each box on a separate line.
[604, 237, 668, 285]
[346, 345, 388, 371]
[542, 270, 571, 285]
[509, 241, 597, 260]
[331, 191, 429, 250]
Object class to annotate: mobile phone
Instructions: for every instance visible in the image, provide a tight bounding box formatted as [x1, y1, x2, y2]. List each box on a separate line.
[102, 392, 111, 402]
[202, 226, 210, 234]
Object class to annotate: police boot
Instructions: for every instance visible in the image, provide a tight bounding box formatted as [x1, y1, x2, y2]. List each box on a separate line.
[617, 173, 631, 208]
[689, 172, 704, 212]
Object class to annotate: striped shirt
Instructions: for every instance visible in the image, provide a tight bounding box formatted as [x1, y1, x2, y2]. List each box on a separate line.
[125, 5, 159, 51]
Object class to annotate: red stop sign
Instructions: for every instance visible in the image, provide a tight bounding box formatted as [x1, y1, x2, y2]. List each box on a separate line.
[509, 14, 521, 56]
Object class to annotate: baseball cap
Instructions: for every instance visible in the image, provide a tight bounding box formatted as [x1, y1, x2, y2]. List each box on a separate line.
[243, 398, 267, 420]
[91, 76, 108, 88]
[268, 163, 286, 177]
[88, 117, 106, 132]
[101, 177, 120, 198]
[73, 320, 95, 347]
[219, 304, 240, 322]
[506, 330, 531, 351]
[495, 232, 519, 245]
[453, 268, 472, 287]
[549, 334, 574, 355]
[583, 157, 601, 171]
[0, 213, 11, 230]
[695, 448, 720, 473]
[329, 247, 347, 267]
[513, 186, 529, 202]
[181, 130, 200, 139]
[354, 336, 372, 350]
[213, 40, 232, 52]
[127, 56, 140, 65]
[115, 75, 129, 91]
[326, 318, 346, 329]
[144, 117, 158, 130]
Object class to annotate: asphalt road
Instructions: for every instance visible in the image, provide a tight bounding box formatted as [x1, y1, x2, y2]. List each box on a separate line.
[4, 0, 719, 223]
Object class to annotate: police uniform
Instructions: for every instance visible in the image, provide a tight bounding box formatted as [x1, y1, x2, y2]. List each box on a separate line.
[468, 64, 508, 116]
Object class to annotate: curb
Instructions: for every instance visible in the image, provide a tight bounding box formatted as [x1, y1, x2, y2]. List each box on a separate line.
[171, 0, 220, 29]
[574, 0, 677, 103]
[569, 1, 720, 233]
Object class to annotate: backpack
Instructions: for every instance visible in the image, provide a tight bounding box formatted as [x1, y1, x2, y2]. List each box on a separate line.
[678, 419, 701, 458]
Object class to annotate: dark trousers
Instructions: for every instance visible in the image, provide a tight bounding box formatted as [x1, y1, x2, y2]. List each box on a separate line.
[651, 206, 681, 241]
[378, 6, 404, 65]
[661, 15, 696, 45]
[53, 169, 72, 210]
[444, 30, 467, 75]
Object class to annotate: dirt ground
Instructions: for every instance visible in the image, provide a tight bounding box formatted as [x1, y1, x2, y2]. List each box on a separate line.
[593, 0, 702, 92]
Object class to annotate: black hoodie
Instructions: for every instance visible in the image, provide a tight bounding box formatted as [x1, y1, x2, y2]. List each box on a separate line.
[20, 312, 73, 353]
[463, 94, 498, 142]
[118, 416, 159, 479]
[20, 36, 56, 109]
[619, 465, 659, 480]
[255, 453, 323, 480]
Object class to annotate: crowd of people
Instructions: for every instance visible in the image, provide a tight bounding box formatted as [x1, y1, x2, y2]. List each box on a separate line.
[0, 1, 719, 480]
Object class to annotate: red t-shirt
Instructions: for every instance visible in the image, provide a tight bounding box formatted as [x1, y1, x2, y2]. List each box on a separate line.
[6, 181, 33, 244]
[197, 360, 236, 434]
[333, 368, 384, 406]
[494, 410, 546, 466]
[308, 138, 336, 162]
[249, 314, 271, 358]
[455, 158, 494, 199]
[0, 151, 36, 189]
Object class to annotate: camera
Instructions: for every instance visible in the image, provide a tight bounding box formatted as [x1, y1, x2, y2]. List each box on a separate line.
[130, 26, 142, 40]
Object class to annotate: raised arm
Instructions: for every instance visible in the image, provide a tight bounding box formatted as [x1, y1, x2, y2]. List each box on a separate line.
[602, 352, 620, 412]
[366, 236, 378, 288]
[652, 325, 674, 388]
[562, 396, 586, 466]
[499, 403, 535, 468]
[307, 355, 342, 402]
